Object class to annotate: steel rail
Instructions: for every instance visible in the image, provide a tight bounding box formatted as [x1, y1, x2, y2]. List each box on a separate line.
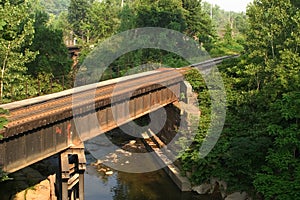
[7, 69, 178, 121]
[0, 55, 237, 138]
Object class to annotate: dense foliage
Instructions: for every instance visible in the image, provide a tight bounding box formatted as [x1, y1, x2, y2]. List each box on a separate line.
[27, 11, 72, 77]
[0, 0, 72, 103]
[39, 0, 70, 16]
[63, 0, 218, 77]
[0, 0, 36, 102]
[181, 0, 300, 199]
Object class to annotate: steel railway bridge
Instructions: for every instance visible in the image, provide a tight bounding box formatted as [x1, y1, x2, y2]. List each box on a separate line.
[0, 56, 235, 200]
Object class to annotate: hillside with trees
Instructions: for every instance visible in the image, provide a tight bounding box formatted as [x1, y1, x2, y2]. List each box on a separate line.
[181, 0, 300, 199]
[201, 1, 247, 56]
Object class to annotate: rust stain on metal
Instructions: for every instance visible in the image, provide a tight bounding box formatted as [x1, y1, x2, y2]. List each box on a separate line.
[56, 126, 62, 134]
[67, 123, 71, 139]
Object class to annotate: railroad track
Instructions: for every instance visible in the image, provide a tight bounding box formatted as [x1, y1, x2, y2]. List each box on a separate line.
[0, 55, 237, 137]
[5, 70, 170, 117]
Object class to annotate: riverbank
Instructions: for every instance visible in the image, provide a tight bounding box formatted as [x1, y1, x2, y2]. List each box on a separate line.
[0, 157, 58, 200]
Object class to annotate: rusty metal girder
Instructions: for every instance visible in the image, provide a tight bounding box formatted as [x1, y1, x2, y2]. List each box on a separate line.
[2, 77, 182, 139]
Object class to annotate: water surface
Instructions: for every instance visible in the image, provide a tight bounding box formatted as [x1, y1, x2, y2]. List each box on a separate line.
[84, 155, 209, 200]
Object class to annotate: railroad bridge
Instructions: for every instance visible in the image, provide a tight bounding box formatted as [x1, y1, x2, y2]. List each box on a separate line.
[0, 56, 233, 200]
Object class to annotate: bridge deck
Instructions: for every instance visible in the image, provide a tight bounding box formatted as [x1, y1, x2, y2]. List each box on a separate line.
[0, 68, 181, 138]
[0, 68, 184, 172]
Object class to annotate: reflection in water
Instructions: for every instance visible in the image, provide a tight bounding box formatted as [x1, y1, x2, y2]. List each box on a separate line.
[85, 165, 196, 200]
[111, 170, 194, 200]
[84, 155, 210, 200]
[83, 126, 213, 200]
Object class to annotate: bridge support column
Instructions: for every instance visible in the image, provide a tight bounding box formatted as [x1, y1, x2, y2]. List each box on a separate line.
[58, 144, 86, 200]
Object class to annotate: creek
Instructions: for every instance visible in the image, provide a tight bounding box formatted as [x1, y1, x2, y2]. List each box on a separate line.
[83, 146, 211, 200]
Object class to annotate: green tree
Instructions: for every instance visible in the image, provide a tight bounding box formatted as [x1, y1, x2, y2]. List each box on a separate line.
[182, 0, 214, 51]
[227, 0, 300, 197]
[51, 11, 73, 46]
[0, 0, 36, 101]
[233, 13, 247, 35]
[26, 10, 72, 77]
[223, 23, 232, 44]
[84, 0, 120, 44]
[180, 1, 300, 198]
[246, 1, 300, 198]
[68, 0, 92, 39]
[135, 0, 186, 31]
[39, 0, 70, 16]
[118, 4, 136, 31]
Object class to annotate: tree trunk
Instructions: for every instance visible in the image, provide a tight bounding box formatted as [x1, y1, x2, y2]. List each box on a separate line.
[1, 43, 10, 103]
[271, 40, 275, 59]
[0, 70, 4, 103]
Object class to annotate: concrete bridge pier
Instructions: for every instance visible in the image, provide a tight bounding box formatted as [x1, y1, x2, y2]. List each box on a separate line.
[58, 144, 86, 200]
